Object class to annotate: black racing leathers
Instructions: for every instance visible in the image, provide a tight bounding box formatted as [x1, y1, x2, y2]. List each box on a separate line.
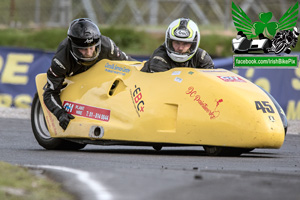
[43, 35, 134, 120]
[141, 44, 214, 72]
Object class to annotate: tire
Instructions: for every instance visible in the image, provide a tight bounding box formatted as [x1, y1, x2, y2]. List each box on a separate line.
[274, 42, 287, 54]
[31, 92, 86, 150]
[203, 146, 245, 156]
[240, 148, 255, 153]
[263, 48, 269, 53]
[285, 48, 291, 54]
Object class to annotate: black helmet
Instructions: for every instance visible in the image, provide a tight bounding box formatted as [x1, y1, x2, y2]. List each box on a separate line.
[67, 18, 101, 66]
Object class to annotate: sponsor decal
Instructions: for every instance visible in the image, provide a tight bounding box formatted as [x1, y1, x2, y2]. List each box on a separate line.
[130, 85, 145, 117]
[104, 62, 131, 76]
[185, 86, 223, 119]
[53, 58, 66, 69]
[84, 38, 93, 44]
[217, 76, 246, 82]
[174, 77, 183, 83]
[172, 71, 181, 75]
[62, 101, 110, 122]
[174, 29, 190, 38]
[188, 71, 194, 75]
[268, 116, 275, 122]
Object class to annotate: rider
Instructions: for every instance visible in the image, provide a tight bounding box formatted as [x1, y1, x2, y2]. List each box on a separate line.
[141, 18, 214, 72]
[271, 27, 299, 53]
[43, 18, 134, 130]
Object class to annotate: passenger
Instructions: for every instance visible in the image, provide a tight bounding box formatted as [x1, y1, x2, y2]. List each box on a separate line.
[141, 18, 214, 72]
[233, 30, 252, 52]
[43, 18, 134, 130]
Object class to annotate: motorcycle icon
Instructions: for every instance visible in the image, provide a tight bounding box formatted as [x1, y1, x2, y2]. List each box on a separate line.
[232, 27, 299, 54]
[268, 27, 299, 54]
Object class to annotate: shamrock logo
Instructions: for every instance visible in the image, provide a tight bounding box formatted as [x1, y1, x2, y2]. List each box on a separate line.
[253, 12, 278, 38]
[232, 2, 298, 38]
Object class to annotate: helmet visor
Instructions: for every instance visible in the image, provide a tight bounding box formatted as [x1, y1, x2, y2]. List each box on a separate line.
[166, 38, 197, 56]
[71, 41, 101, 66]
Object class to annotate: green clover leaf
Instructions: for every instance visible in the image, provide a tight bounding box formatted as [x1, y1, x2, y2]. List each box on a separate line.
[252, 12, 279, 38]
[259, 12, 272, 23]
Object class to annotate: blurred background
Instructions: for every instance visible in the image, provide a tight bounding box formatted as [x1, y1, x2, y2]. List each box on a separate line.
[0, 0, 299, 121]
[0, 0, 297, 28]
[0, 0, 299, 57]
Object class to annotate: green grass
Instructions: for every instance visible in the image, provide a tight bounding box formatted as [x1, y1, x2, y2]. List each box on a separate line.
[0, 28, 67, 51]
[0, 162, 74, 200]
[0, 27, 233, 57]
[1, 27, 299, 58]
[101, 26, 165, 55]
[0, 27, 165, 55]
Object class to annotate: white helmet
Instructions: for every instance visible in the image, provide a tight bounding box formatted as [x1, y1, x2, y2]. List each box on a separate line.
[165, 18, 200, 63]
[293, 27, 299, 38]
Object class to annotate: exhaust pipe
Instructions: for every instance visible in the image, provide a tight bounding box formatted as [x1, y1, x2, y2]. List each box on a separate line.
[89, 126, 104, 138]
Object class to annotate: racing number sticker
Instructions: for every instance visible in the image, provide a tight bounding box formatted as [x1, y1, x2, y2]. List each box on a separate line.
[255, 101, 275, 113]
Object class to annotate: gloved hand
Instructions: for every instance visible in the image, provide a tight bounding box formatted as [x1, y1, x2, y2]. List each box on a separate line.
[58, 112, 75, 130]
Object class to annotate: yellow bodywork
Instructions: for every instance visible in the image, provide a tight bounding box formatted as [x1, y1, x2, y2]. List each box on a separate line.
[36, 59, 285, 149]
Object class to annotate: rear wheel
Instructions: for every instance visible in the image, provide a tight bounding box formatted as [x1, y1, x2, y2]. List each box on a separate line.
[31, 92, 86, 150]
[241, 148, 255, 153]
[203, 146, 248, 156]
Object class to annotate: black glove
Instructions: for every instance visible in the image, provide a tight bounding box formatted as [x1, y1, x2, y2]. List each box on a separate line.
[58, 112, 75, 130]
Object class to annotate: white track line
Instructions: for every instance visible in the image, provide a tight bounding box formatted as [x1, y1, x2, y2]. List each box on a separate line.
[27, 165, 113, 200]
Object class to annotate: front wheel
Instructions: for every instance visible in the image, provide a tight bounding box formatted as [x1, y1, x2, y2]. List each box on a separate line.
[203, 146, 248, 156]
[274, 42, 287, 54]
[31, 93, 86, 150]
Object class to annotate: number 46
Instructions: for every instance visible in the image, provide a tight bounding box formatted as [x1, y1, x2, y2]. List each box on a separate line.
[255, 101, 275, 113]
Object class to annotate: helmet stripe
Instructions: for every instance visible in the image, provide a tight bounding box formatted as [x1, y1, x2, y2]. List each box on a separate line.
[186, 20, 193, 39]
[171, 20, 181, 36]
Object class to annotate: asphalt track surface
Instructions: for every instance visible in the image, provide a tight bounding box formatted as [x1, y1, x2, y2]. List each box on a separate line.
[0, 118, 300, 200]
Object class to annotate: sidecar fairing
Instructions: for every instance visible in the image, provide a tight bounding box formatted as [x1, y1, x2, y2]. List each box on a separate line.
[32, 59, 287, 156]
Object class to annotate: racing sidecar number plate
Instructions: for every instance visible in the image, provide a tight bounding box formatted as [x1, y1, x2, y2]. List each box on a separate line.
[62, 101, 110, 122]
